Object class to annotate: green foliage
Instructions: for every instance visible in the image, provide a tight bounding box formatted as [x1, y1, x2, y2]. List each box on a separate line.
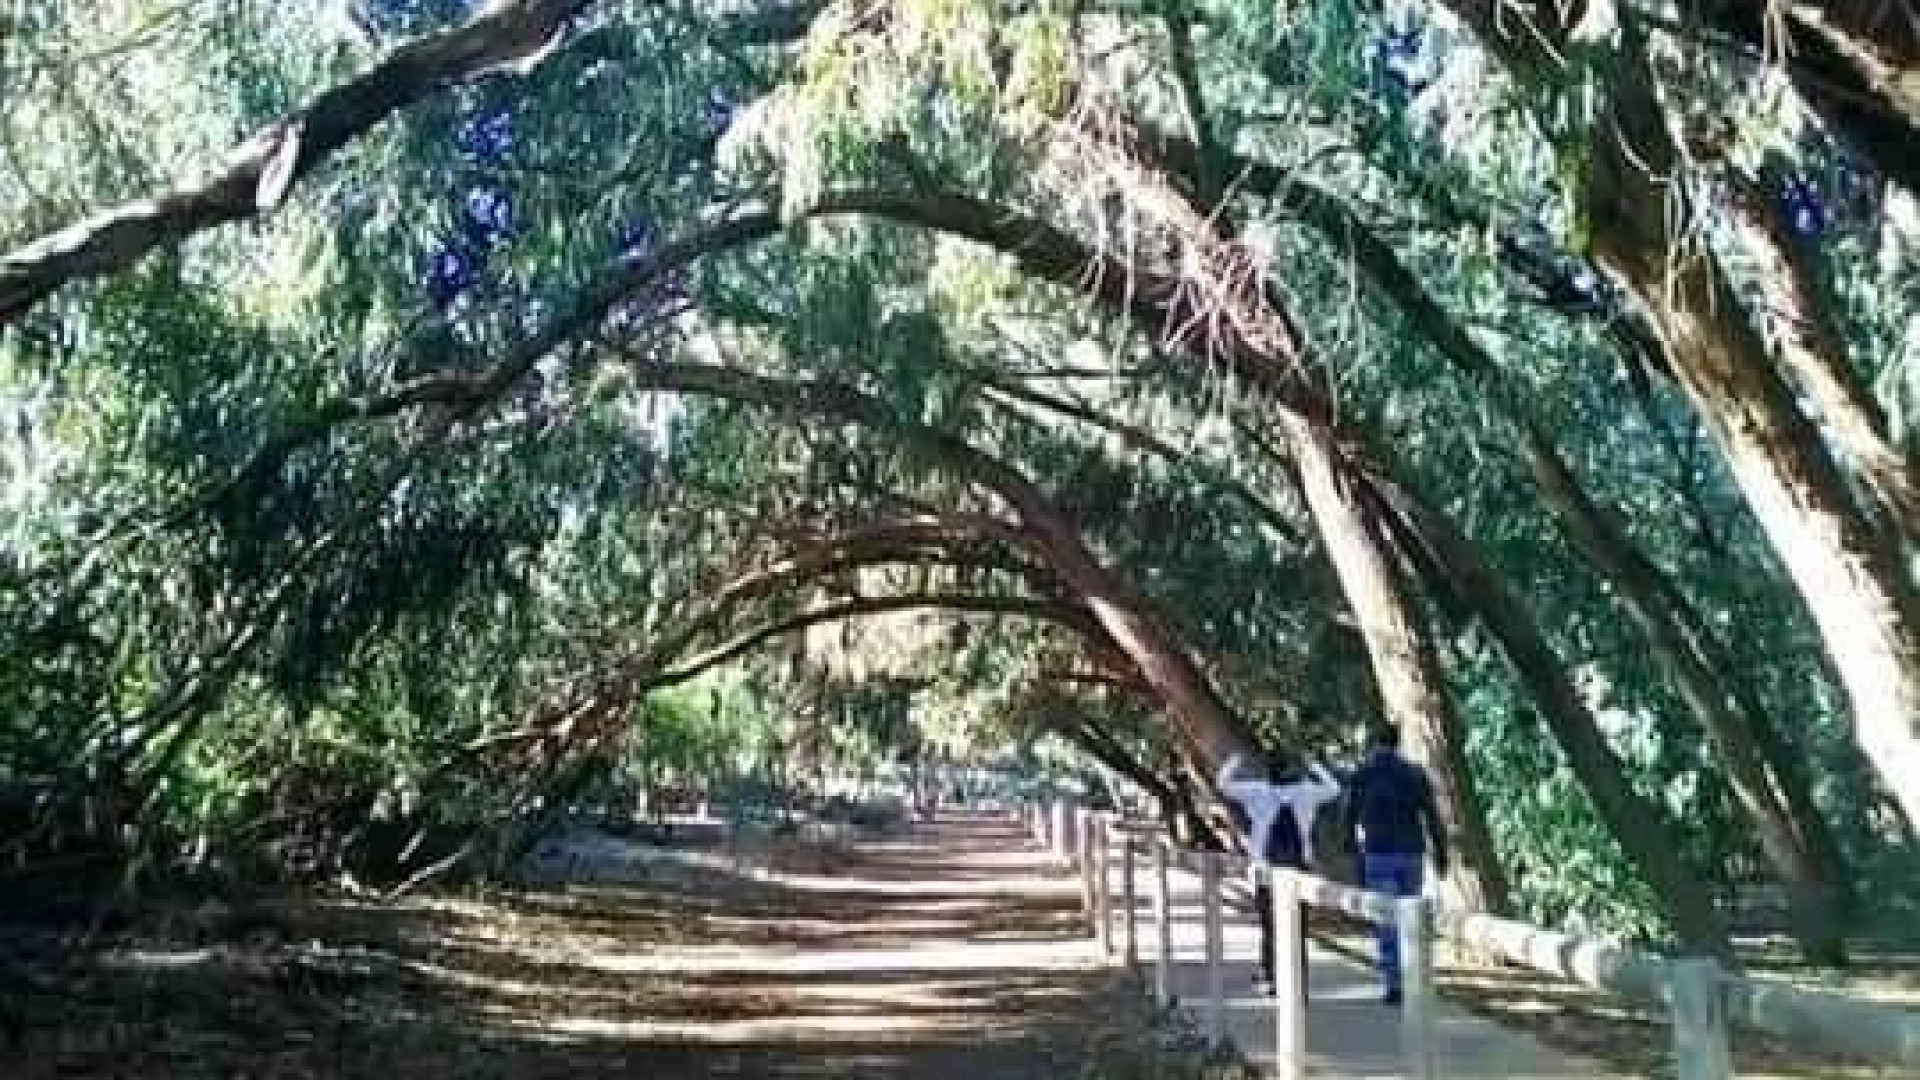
[0, 0, 1912, 952]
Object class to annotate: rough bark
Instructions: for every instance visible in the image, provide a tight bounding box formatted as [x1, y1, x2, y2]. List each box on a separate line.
[1688, 0, 1920, 195]
[1525, 428, 1853, 962]
[1723, 171, 1918, 541]
[1441, 0, 1920, 839]
[1247, 166, 1851, 959]
[1372, 473, 1735, 958]
[619, 361, 1266, 773]
[1287, 415, 1512, 915]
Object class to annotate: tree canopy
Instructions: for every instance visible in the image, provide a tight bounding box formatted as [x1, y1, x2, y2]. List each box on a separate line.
[2, 0, 1917, 962]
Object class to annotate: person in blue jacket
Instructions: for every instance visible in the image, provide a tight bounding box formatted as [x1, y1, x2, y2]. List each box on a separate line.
[1216, 752, 1342, 995]
[1341, 723, 1450, 1004]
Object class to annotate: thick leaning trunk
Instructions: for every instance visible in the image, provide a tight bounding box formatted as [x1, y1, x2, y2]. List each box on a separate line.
[1287, 415, 1512, 914]
[1015, 502, 1260, 771]
[1262, 172, 1849, 953]
[1441, 0, 1920, 839]
[1693, 0, 1920, 196]
[1591, 170, 1920, 834]
[1724, 173, 1919, 542]
[1525, 426, 1853, 963]
[623, 363, 1264, 777]
[1053, 715, 1183, 823]
[1372, 474, 1734, 957]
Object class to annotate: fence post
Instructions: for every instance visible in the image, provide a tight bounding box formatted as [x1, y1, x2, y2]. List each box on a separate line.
[1670, 958, 1734, 1080]
[1274, 869, 1307, 1080]
[1202, 851, 1225, 1045]
[1096, 815, 1115, 955]
[1154, 837, 1173, 1004]
[1122, 829, 1139, 969]
[1397, 896, 1436, 1080]
[1079, 809, 1097, 937]
[1052, 800, 1069, 861]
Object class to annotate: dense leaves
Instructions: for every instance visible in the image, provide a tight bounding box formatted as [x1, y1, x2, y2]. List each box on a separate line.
[0, 0, 1915, 954]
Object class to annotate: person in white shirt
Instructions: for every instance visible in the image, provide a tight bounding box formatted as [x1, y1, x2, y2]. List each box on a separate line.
[1216, 752, 1343, 995]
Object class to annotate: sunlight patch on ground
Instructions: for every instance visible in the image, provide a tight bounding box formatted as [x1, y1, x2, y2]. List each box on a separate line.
[581, 937, 1101, 976]
[768, 870, 1071, 898]
[536, 1011, 991, 1042]
[99, 948, 216, 970]
[694, 912, 1003, 937]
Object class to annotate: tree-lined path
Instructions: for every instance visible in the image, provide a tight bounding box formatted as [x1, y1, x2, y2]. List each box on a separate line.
[4, 0, 1920, 1075]
[537, 812, 1125, 1079]
[4, 813, 1146, 1078]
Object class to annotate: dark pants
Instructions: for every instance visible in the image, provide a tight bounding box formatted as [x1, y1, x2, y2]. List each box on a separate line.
[1362, 853, 1425, 994]
[1253, 879, 1309, 991]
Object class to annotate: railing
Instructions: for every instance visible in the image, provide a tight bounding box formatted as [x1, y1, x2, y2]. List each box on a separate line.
[1019, 799, 1920, 1079]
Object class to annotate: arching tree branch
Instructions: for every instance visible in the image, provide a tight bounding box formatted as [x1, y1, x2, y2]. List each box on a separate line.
[0, 0, 591, 325]
[649, 591, 1096, 690]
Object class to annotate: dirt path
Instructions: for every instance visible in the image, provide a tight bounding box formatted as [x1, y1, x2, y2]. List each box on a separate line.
[4, 812, 1163, 1079]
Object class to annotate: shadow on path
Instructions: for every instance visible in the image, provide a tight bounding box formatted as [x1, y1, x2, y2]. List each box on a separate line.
[4, 813, 1148, 1080]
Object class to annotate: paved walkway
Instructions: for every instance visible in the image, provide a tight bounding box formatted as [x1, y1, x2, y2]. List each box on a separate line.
[1067, 821, 1613, 1078]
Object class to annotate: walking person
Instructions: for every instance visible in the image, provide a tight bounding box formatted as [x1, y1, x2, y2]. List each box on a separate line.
[1341, 723, 1450, 1004]
[1216, 752, 1342, 996]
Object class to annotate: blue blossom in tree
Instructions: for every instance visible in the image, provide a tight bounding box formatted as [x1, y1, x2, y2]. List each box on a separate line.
[616, 216, 661, 266]
[460, 185, 514, 247]
[421, 243, 484, 308]
[703, 89, 736, 137]
[456, 107, 514, 166]
[1778, 174, 1829, 239]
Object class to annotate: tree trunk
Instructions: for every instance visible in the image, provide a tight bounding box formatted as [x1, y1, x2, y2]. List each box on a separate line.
[1373, 474, 1735, 958]
[1014, 502, 1262, 772]
[623, 363, 1266, 778]
[1252, 166, 1850, 957]
[1591, 155, 1920, 836]
[1525, 425, 1853, 963]
[1440, 0, 1920, 841]
[1692, 0, 1920, 196]
[1287, 415, 1512, 914]
[1723, 171, 1919, 542]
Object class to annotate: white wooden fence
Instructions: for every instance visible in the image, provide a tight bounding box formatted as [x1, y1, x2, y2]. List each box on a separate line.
[1021, 799, 1920, 1079]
